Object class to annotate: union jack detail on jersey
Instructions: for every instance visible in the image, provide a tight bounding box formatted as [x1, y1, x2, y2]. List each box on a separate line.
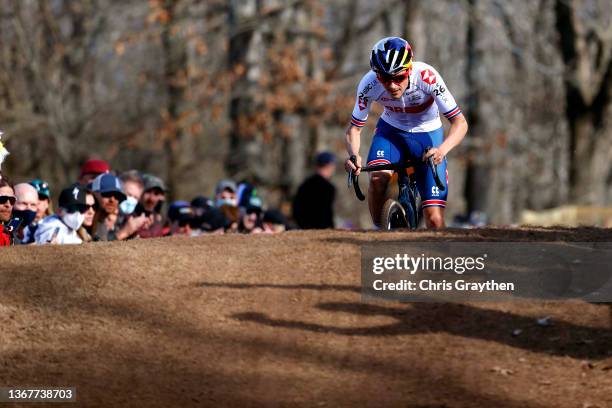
[351, 115, 367, 127]
[443, 106, 461, 120]
[421, 199, 446, 208]
[367, 158, 391, 166]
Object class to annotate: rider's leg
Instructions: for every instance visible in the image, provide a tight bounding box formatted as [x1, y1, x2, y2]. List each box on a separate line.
[368, 170, 392, 227]
[404, 127, 448, 229]
[423, 206, 445, 228]
[366, 120, 402, 228]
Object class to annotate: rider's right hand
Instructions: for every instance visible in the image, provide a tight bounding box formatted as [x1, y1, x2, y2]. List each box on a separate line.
[345, 155, 362, 176]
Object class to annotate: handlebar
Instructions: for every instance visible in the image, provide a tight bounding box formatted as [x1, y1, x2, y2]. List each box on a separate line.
[348, 148, 445, 201]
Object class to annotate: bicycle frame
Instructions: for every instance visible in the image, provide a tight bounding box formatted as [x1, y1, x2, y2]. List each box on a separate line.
[348, 150, 445, 230]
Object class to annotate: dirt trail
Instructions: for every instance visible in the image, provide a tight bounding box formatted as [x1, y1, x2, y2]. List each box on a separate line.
[1, 228, 611, 407]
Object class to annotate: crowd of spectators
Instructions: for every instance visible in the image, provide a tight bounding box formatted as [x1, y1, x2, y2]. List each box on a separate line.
[0, 157, 307, 246]
[0, 144, 339, 246]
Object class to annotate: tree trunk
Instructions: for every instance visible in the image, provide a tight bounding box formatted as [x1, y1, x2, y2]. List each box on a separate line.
[463, 0, 491, 216]
[554, 0, 612, 203]
[162, 0, 188, 199]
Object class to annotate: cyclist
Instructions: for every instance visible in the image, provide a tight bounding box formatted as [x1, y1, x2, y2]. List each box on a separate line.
[345, 37, 468, 229]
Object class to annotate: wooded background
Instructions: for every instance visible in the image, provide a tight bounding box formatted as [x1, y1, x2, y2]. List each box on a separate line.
[0, 0, 610, 227]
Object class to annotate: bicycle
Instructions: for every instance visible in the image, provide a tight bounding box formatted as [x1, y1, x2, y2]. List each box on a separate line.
[348, 149, 445, 230]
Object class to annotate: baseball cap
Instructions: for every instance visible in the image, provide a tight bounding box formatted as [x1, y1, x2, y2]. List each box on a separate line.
[29, 179, 51, 199]
[315, 151, 336, 166]
[263, 209, 287, 226]
[215, 179, 237, 195]
[167, 201, 194, 223]
[244, 195, 263, 214]
[91, 173, 126, 202]
[191, 195, 213, 209]
[197, 207, 227, 231]
[58, 183, 87, 209]
[142, 174, 167, 192]
[80, 159, 110, 178]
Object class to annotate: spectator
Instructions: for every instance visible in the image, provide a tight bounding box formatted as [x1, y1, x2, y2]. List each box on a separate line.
[191, 195, 213, 217]
[237, 181, 258, 209]
[167, 201, 195, 236]
[0, 177, 15, 246]
[12, 183, 39, 243]
[191, 196, 227, 234]
[119, 170, 144, 216]
[140, 174, 166, 219]
[91, 173, 146, 241]
[29, 179, 53, 221]
[214, 180, 239, 231]
[215, 179, 238, 208]
[23, 179, 53, 244]
[292, 151, 337, 229]
[78, 159, 110, 186]
[262, 209, 288, 233]
[238, 197, 263, 234]
[135, 174, 167, 238]
[35, 184, 87, 244]
[77, 190, 98, 242]
[196, 206, 227, 234]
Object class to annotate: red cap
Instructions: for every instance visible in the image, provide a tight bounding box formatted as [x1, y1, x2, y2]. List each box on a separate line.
[80, 159, 110, 178]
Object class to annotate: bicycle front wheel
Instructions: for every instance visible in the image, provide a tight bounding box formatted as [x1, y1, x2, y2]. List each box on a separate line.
[381, 199, 408, 231]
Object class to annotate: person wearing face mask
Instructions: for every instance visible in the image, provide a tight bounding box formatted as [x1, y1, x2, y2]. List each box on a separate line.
[214, 179, 240, 231]
[119, 170, 144, 216]
[35, 184, 88, 245]
[12, 183, 39, 244]
[91, 173, 149, 241]
[25, 179, 54, 244]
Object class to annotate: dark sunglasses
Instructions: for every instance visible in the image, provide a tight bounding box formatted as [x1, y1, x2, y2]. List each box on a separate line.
[101, 192, 124, 201]
[0, 195, 16, 205]
[85, 204, 97, 211]
[65, 204, 88, 214]
[377, 70, 409, 85]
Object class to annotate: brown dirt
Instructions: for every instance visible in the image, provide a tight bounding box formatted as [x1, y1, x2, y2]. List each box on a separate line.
[1, 227, 611, 408]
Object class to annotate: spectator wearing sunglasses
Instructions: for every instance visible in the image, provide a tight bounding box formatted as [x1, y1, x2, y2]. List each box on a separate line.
[92, 173, 150, 241]
[91, 173, 125, 241]
[0, 176, 15, 246]
[35, 184, 88, 244]
[77, 190, 99, 242]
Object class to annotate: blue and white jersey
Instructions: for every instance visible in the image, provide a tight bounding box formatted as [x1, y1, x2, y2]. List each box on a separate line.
[350, 61, 462, 132]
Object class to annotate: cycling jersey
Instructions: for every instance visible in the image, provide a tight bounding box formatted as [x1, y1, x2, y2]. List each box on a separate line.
[350, 61, 462, 132]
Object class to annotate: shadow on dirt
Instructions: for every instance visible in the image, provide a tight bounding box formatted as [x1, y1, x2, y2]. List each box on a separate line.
[201, 281, 612, 360]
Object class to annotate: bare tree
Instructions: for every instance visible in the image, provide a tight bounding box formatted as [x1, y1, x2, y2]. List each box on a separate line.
[554, 0, 612, 203]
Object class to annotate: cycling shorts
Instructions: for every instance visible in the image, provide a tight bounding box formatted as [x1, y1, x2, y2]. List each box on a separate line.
[366, 118, 448, 208]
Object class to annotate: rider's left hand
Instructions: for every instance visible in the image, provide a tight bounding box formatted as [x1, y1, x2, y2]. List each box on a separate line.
[424, 148, 444, 165]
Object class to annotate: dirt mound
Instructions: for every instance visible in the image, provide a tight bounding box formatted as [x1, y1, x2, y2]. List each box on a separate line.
[1, 228, 611, 407]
